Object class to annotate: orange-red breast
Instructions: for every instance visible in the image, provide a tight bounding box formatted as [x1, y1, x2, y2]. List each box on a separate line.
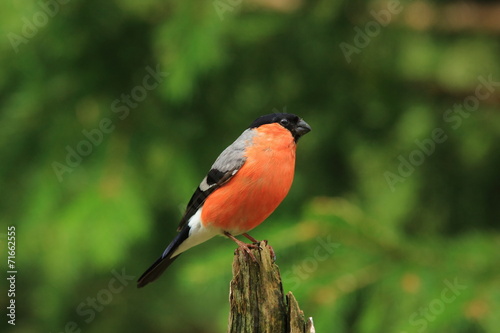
[137, 113, 311, 288]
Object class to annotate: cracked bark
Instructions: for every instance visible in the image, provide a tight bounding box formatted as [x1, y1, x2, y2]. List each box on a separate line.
[228, 241, 315, 333]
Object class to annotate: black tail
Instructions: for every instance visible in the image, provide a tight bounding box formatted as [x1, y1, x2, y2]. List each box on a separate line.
[137, 225, 190, 288]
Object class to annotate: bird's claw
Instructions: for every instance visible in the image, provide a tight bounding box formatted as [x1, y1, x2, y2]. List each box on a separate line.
[251, 239, 276, 263]
[226, 232, 276, 263]
[251, 242, 263, 250]
[234, 242, 259, 262]
[264, 240, 277, 263]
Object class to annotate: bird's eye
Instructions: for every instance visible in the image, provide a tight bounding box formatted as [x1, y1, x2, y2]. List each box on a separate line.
[280, 119, 289, 127]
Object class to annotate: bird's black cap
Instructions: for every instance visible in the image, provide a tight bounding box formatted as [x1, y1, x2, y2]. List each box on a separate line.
[249, 113, 311, 141]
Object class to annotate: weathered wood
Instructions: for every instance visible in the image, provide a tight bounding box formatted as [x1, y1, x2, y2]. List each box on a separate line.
[228, 241, 315, 333]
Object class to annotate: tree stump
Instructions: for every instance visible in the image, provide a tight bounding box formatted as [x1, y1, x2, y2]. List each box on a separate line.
[228, 241, 315, 333]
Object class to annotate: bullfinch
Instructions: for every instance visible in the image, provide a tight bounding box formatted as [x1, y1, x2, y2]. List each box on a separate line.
[137, 113, 311, 288]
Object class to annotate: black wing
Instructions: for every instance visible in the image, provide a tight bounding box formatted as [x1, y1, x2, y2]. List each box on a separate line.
[176, 129, 253, 230]
[177, 167, 239, 231]
[137, 130, 252, 288]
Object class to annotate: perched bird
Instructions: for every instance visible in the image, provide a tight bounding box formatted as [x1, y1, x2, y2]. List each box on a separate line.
[137, 113, 311, 288]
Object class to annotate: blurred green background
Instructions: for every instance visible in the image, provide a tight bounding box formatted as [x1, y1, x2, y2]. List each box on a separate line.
[1, 0, 499, 332]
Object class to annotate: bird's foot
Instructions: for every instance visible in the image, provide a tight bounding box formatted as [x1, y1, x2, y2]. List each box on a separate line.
[242, 233, 276, 263]
[235, 242, 260, 262]
[224, 231, 260, 262]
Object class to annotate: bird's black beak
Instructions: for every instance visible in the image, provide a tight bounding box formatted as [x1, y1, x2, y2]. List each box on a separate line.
[295, 119, 312, 137]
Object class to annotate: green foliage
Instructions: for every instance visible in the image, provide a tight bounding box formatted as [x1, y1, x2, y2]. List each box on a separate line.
[1, 0, 498, 332]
